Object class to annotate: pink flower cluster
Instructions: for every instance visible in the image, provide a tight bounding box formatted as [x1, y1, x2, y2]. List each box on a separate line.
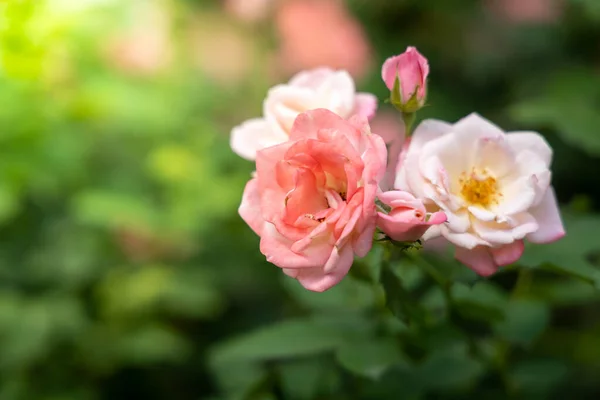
[232, 47, 565, 292]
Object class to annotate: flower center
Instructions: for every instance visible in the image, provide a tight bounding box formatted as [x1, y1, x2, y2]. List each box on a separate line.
[459, 168, 500, 207]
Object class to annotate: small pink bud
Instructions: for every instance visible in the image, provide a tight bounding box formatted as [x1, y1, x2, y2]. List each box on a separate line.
[376, 190, 445, 242]
[381, 47, 429, 113]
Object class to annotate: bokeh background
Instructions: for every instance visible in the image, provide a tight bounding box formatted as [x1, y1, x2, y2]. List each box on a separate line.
[1, 0, 600, 398]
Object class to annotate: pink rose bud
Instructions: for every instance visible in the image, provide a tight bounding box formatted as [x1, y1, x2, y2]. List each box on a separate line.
[381, 47, 429, 113]
[377, 190, 446, 242]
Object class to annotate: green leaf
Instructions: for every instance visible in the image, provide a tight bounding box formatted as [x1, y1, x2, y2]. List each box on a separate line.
[415, 344, 484, 391]
[518, 213, 600, 287]
[529, 280, 599, 306]
[283, 274, 379, 312]
[336, 338, 405, 379]
[211, 361, 266, 400]
[571, 0, 600, 21]
[451, 282, 508, 322]
[209, 318, 349, 366]
[510, 69, 600, 156]
[279, 358, 337, 400]
[493, 299, 550, 347]
[380, 263, 423, 324]
[0, 184, 19, 224]
[72, 190, 158, 230]
[510, 359, 569, 396]
[115, 324, 190, 364]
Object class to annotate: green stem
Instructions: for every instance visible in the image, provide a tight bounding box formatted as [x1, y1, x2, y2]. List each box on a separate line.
[408, 253, 449, 293]
[496, 340, 517, 397]
[512, 268, 532, 298]
[401, 112, 416, 136]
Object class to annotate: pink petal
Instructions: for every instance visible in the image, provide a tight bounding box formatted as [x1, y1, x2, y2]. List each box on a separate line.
[377, 211, 446, 242]
[381, 55, 400, 91]
[259, 224, 328, 269]
[378, 190, 424, 210]
[455, 246, 498, 276]
[526, 187, 565, 243]
[353, 93, 378, 120]
[352, 216, 376, 257]
[289, 108, 348, 141]
[238, 178, 265, 235]
[490, 240, 524, 266]
[295, 245, 354, 292]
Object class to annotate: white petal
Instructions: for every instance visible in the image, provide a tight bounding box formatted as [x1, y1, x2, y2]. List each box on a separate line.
[442, 226, 489, 249]
[444, 209, 471, 233]
[393, 119, 451, 192]
[289, 67, 336, 88]
[452, 113, 505, 143]
[418, 134, 471, 200]
[230, 118, 286, 160]
[410, 119, 453, 150]
[468, 206, 496, 222]
[263, 85, 315, 134]
[472, 213, 538, 246]
[507, 131, 552, 167]
[495, 175, 537, 216]
[313, 70, 356, 117]
[422, 224, 442, 241]
[471, 135, 515, 178]
[509, 149, 551, 205]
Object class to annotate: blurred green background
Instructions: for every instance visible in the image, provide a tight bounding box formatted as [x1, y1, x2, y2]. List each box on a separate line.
[1, 0, 600, 399]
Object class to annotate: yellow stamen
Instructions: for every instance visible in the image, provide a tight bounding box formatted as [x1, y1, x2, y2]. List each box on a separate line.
[459, 168, 501, 207]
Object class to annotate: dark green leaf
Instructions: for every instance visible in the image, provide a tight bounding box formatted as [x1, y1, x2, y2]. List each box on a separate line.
[493, 299, 550, 347]
[380, 264, 423, 324]
[336, 338, 405, 379]
[209, 318, 348, 366]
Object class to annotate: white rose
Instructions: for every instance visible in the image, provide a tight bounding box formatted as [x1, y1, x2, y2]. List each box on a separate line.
[395, 113, 565, 275]
[230, 68, 377, 160]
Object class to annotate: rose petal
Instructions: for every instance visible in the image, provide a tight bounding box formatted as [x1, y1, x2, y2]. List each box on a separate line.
[239, 178, 265, 235]
[490, 240, 524, 266]
[295, 245, 354, 292]
[353, 93, 378, 120]
[455, 246, 498, 276]
[230, 118, 287, 160]
[526, 186, 565, 243]
[507, 131, 552, 167]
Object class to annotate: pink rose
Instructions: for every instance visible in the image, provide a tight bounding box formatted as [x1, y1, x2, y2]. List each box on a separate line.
[275, 0, 372, 79]
[103, 2, 172, 76]
[377, 190, 447, 242]
[381, 47, 429, 112]
[239, 109, 387, 292]
[486, 0, 563, 24]
[224, 0, 272, 23]
[395, 113, 565, 275]
[231, 68, 377, 160]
